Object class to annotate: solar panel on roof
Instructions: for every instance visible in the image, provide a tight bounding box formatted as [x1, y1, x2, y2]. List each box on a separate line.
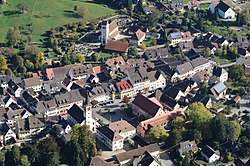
[214, 82, 226, 94]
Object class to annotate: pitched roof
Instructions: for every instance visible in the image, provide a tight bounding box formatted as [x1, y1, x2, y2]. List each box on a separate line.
[182, 31, 192, 41]
[137, 109, 184, 137]
[92, 66, 102, 75]
[213, 66, 226, 77]
[216, 1, 230, 12]
[176, 62, 193, 75]
[170, 32, 182, 39]
[108, 119, 135, 134]
[160, 94, 178, 109]
[90, 157, 114, 166]
[69, 63, 93, 77]
[201, 145, 220, 158]
[115, 144, 160, 163]
[192, 93, 210, 106]
[212, 82, 227, 95]
[17, 116, 45, 132]
[163, 86, 181, 100]
[49, 66, 69, 78]
[109, 20, 118, 33]
[116, 80, 133, 91]
[132, 93, 162, 117]
[67, 104, 85, 124]
[127, 67, 149, 85]
[106, 56, 126, 66]
[136, 151, 159, 166]
[179, 140, 198, 156]
[190, 56, 210, 68]
[135, 29, 146, 40]
[179, 41, 194, 50]
[0, 123, 12, 135]
[46, 68, 55, 79]
[97, 125, 123, 141]
[105, 40, 129, 53]
[175, 79, 195, 92]
[156, 64, 176, 78]
[244, 65, 250, 76]
[149, 97, 163, 109]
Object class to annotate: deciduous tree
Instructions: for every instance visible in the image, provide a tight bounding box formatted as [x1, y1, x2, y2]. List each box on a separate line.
[189, 102, 212, 126]
[26, 45, 39, 58]
[66, 125, 95, 166]
[151, 39, 157, 46]
[34, 51, 45, 68]
[211, 114, 241, 142]
[6, 27, 21, 48]
[148, 126, 169, 143]
[77, 53, 85, 63]
[19, 155, 30, 166]
[77, 5, 88, 18]
[128, 46, 138, 57]
[0, 56, 8, 73]
[17, 3, 28, 14]
[22, 144, 39, 164]
[228, 64, 244, 81]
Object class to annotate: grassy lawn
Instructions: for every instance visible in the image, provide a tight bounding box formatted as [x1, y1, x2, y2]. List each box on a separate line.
[211, 56, 235, 65]
[100, 52, 113, 60]
[143, 40, 152, 47]
[200, 3, 210, 10]
[182, 0, 190, 4]
[235, 30, 250, 36]
[0, 0, 115, 42]
[207, 25, 228, 36]
[225, 80, 242, 91]
[211, 101, 226, 112]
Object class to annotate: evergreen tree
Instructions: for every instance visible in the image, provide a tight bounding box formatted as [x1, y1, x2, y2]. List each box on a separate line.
[127, 0, 132, 9]
[37, 137, 60, 166]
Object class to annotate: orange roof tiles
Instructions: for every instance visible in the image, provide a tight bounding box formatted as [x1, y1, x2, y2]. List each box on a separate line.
[46, 68, 55, 79]
[117, 80, 133, 91]
[135, 29, 145, 40]
[106, 56, 126, 66]
[92, 66, 102, 75]
[105, 40, 129, 53]
[182, 31, 192, 41]
[137, 108, 184, 137]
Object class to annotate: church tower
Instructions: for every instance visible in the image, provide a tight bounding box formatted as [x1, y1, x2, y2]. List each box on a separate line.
[84, 95, 96, 132]
[101, 21, 109, 44]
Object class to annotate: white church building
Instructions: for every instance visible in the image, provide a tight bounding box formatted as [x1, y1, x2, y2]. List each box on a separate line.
[101, 20, 120, 44]
[209, 1, 235, 19]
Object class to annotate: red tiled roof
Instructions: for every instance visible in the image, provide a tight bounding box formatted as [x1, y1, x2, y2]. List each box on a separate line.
[182, 31, 192, 41]
[109, 30, 119, 39]
[46, 68, 54, 79]
[105, 40, 129, 53]
[92, 66, 102, 75]
[106, 56, 126, 66]
[117, 80, 133, 91]
[135, 29, 145, 40]
[137, 108, 184, 137]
